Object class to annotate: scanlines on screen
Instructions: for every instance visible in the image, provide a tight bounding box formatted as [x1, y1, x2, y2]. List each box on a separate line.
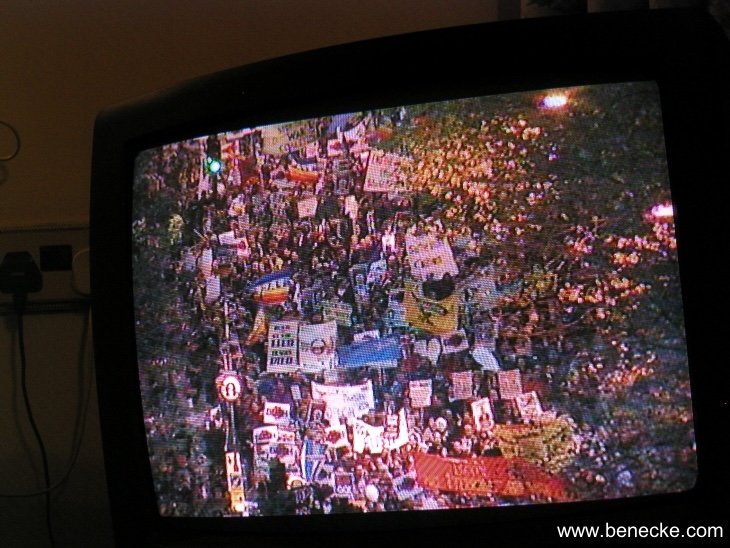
[131, 82, 695, 518]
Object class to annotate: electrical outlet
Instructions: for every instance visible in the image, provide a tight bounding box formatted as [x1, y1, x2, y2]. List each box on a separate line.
[0, 225, 90, 313]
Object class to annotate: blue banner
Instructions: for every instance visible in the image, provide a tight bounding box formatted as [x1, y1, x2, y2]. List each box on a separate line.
[337, 336, 401, 369]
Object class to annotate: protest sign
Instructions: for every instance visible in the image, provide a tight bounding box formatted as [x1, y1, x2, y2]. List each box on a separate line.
[451, 371, 474, 401]
[298, 321, 337, 371]
[306, 400, 327, 424]
[471, 397, 495, 432]
[470, 344, 501, 373]
[367, 259, 388, 285]
[497, 369, 523, 400]
[245, 307, 268, 346]
[334, 473, 355, 498]
[321, 300, 353, 327]
[261, 121, 312, 155]
[266, 320, 299, 373]
[413, 338, 442, 366]
[364, 151, 407, 193]
[404, 282, 458, 335]
[311, 380, 375, 420]
[382, 408, 410, 451]
[386, 289, 408, 328]
[352, 419, 385, 454]
[409, 379, 432, 408]
[393, 474, 423, 501]
[253, 425, 278, 445]
[405, 233, 458, 281]
[353, 330, 380, 343]
[343, 121, 366, 143]
[349, 263, 369, 301]
[297, 195, 318, 218]
[324, 424, 350, 449]
[515, 391, 544, 422]
[440, 329, 469, 354]
[344, 194, 359, 221]
[287, 167, 319, 185]
[277, 428, 297, 445]
[263, 402, 291, 425]
[327, 139, 344, 157]
[273, 442, 298, 466]
[200, 247, 213, 278]
[204, 274, 221, 304]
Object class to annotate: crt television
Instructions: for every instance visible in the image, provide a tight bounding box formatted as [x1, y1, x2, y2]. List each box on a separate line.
[90, 8, 729, 547]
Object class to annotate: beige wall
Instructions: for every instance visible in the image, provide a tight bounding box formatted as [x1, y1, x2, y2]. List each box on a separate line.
[0, 1, 714, 545]
[0, 2, 500, 546]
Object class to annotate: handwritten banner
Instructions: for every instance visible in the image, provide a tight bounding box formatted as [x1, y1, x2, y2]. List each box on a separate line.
[311, 380, 375, 420]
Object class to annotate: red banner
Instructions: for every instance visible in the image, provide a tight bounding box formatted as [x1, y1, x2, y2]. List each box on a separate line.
[413, 452, 569, 501]
[287, 167, 319, 183]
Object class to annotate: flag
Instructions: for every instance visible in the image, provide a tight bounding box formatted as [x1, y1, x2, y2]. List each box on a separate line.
[404, 282, 458, 335]
[247, 269, 292, 306]
[245, 307, 268, 346]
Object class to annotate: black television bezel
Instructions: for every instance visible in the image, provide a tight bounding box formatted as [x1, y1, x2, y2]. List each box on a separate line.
[91, 8, 729, 547]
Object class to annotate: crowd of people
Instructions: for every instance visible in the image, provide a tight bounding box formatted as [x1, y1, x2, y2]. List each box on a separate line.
[132, 88, 695, 517]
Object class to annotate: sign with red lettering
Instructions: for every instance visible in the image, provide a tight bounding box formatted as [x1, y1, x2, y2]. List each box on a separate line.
[413, 453, 569, 501]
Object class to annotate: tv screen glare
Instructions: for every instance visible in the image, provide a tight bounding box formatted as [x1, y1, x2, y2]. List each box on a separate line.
[130, 81, 696, 519]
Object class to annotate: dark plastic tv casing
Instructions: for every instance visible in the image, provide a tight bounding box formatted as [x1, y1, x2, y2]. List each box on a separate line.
[91, 8, 729, 547]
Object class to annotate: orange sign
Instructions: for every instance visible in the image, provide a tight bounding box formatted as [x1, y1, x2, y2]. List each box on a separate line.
[413, 452, 569, 501]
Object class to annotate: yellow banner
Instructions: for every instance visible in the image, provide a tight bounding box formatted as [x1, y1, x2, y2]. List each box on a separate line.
[493, 416, 578, 474]
[404, 282, 458, 335]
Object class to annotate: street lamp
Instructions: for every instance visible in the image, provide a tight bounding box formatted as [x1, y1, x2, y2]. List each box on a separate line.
[541, 93, 569, 109]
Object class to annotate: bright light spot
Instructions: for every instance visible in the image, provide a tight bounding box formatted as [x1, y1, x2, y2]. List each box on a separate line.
[542, 93, 568, 109]
[232, 502, 246, 513]
[651, 203, 673, 219]
[207, 157, 222, 173]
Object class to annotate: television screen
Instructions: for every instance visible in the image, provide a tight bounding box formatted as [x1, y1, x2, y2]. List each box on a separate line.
[130, 81, 696, 519]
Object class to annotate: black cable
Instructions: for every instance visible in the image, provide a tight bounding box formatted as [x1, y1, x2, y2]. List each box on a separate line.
[15, 299, 56, 548]
[0, 307, 93, 499]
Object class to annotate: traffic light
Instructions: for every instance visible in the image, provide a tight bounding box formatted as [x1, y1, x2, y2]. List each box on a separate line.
[206, 135, 222, 174]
